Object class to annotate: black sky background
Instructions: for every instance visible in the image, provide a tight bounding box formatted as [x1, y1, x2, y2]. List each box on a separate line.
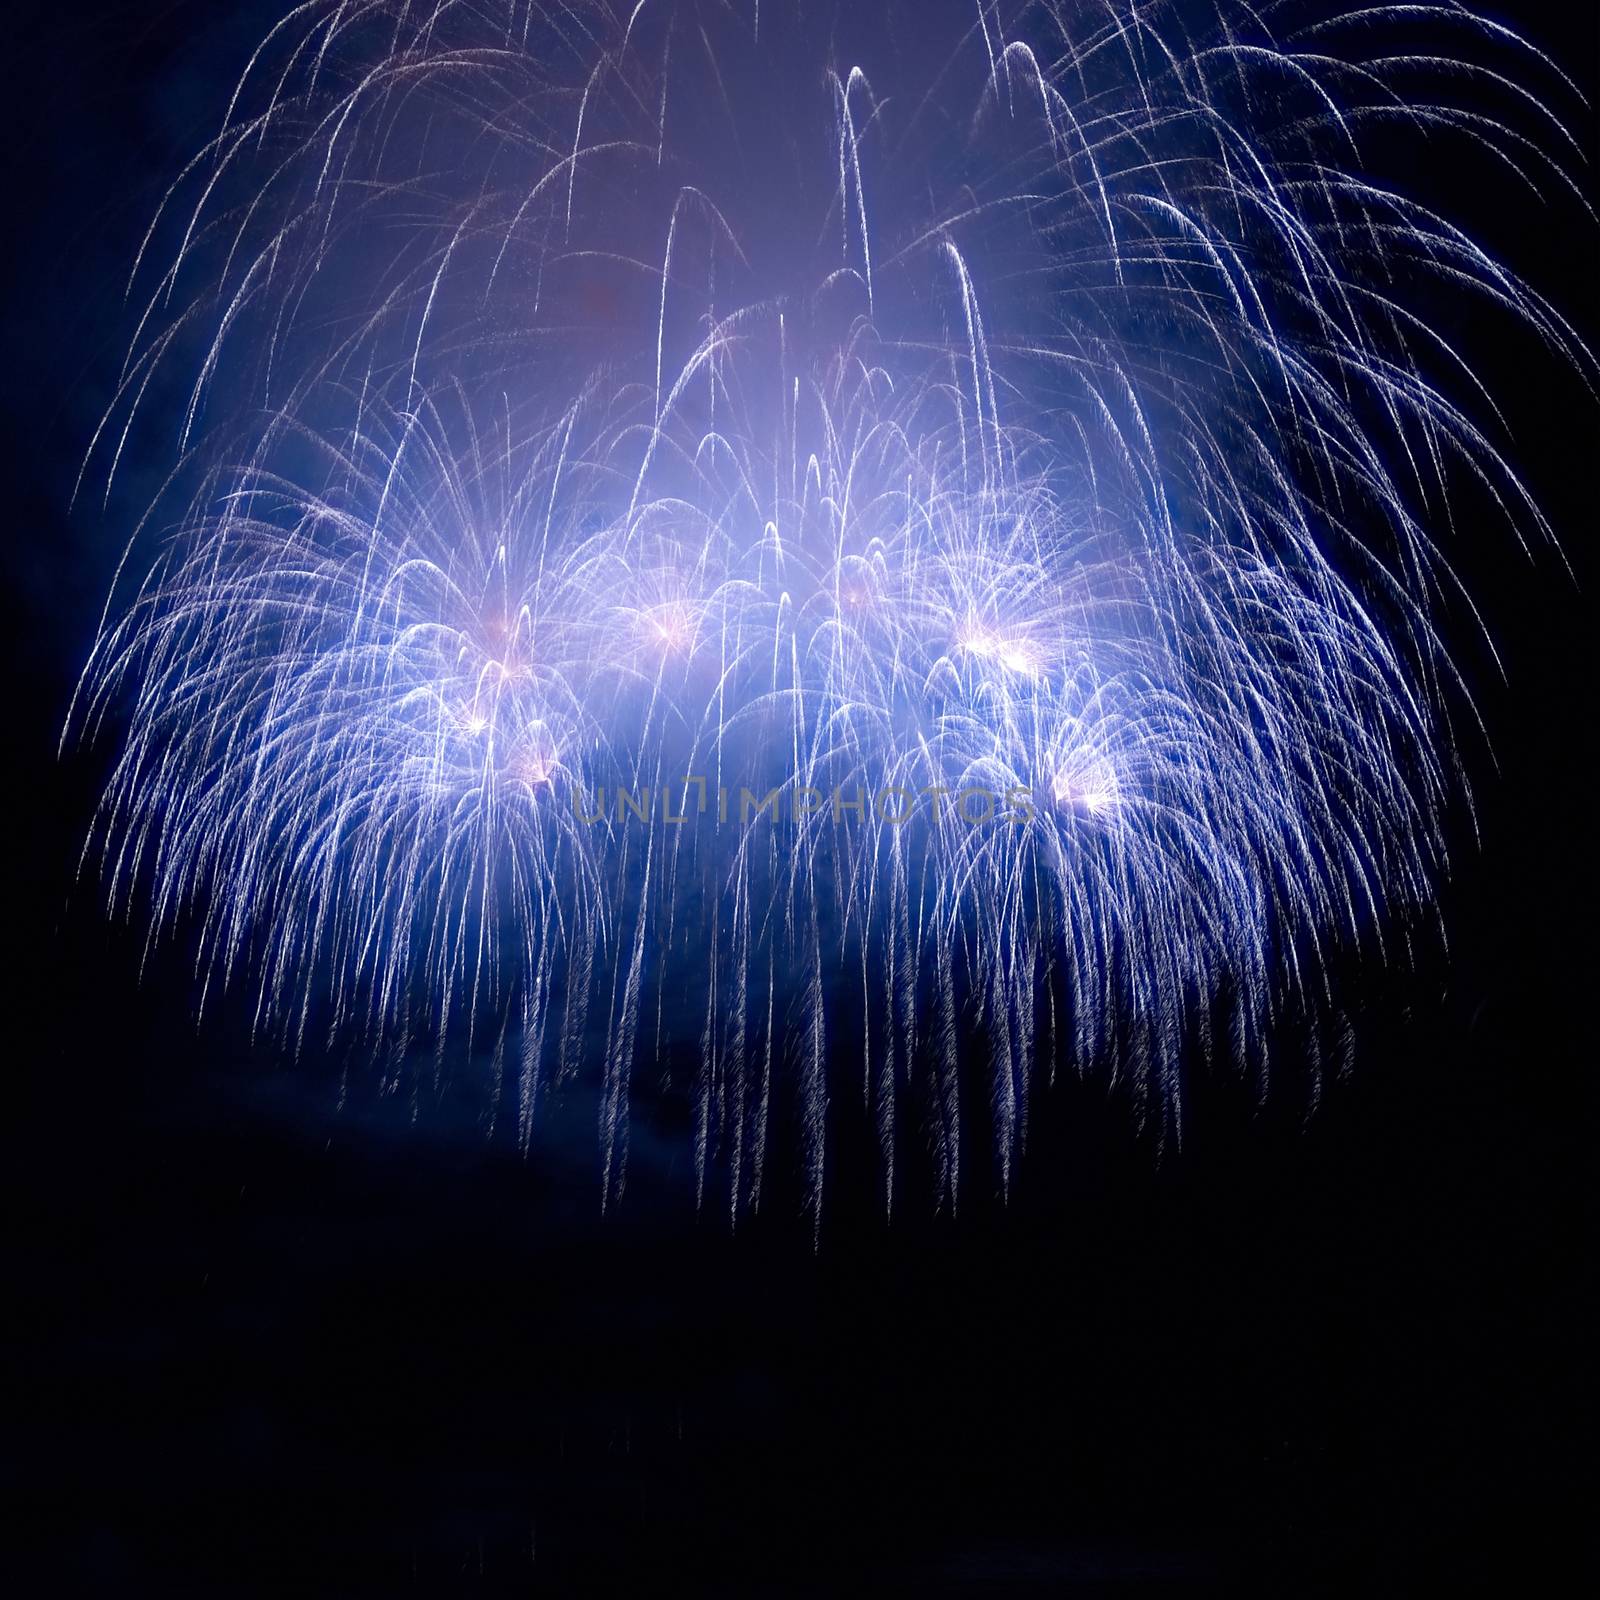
[3, 3, 1595, 1592]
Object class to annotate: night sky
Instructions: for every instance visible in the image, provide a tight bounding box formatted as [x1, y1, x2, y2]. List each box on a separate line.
[5, 3, 1594, 1592]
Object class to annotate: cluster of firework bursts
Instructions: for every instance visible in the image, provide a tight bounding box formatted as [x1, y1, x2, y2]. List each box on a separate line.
[70, 1, 1592, 1232]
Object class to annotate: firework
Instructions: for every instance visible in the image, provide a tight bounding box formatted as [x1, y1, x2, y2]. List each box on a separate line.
[71, 1, 1593, 1234]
